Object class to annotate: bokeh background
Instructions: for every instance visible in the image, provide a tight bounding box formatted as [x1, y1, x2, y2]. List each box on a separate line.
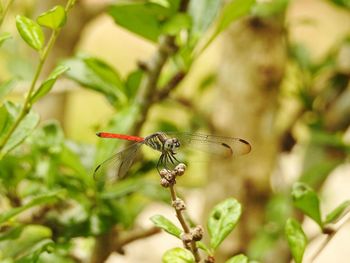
[0, 0, 349, 262]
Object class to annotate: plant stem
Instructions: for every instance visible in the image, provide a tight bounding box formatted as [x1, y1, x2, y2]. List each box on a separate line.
[0, 0, 75, 156]
[309, 210, 350, 262]
[0, 0, 15, 27]
[129, 35, 177, 136]
[169, 184, 201, 262]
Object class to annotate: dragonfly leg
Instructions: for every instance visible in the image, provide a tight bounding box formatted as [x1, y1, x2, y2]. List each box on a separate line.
[158, 152, 180, 173]
[169, 153, 180, 164]
[157, 154, 165, 174]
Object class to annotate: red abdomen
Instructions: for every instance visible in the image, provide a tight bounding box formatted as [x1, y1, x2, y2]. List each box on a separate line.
[96, 132, 144, 142]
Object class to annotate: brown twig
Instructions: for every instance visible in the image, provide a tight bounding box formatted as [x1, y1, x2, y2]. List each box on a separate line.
[129, 35, 178, 136]
[152, 71, 186, 102]
[118, 226, 161, 247]
[160, 165, 201, 262]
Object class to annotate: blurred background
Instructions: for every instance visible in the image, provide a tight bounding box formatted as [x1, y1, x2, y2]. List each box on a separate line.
[0, 0, 349, 262]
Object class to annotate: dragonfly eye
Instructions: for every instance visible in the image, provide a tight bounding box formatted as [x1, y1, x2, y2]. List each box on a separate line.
[172, 138, 180, 148]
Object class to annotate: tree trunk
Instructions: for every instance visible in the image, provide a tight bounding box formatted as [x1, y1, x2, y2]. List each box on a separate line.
[206, 16, 287, 261]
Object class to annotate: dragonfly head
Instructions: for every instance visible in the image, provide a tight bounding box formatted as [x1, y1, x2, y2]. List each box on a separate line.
[164, 138, 180, 153]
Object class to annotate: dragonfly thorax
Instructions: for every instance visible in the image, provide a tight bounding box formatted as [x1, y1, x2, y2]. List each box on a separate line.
[144, 132, 180, 153]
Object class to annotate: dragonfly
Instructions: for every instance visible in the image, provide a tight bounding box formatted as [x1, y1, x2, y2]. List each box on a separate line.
[93, 131, 251, 181]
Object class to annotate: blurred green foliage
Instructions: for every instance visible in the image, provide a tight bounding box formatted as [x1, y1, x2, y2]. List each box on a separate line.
[0, 0, 349, 262]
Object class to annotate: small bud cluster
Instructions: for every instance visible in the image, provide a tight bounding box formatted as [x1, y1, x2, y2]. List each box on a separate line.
[191, 225, 204, 241]
[180, 225, 204, 244]
[172, 198, 186, 211]
[159, 163, 186, 188]
[174, 163, 186, 176]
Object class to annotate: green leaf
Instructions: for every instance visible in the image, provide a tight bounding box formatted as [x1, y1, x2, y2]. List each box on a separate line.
[0, 32, 12, 46]
[188, 0, 223, 40]
[292, 182, 323, 228]
[0, 225, 52, 260]
[0, 79, 16, 101]
[0, 225, 25, 242]
[100, 177, 152, 200]
[30, 64, 69, 103]
[196, 241, 212, 255]
[324, 200, 350, 224]
[225, 254, 249, 263]
[252, 0, 289, 17]
[63, 55, 126, 106]
[0, 104, 40, 156]
[0, 102, 14, 141]
[109, 194, 150, 229]
[60, 144, 90, 185]
[16, 15, 44, 51]
[0, 189, 65, 225]
[285, 218, 307, 263]
[150, 215, 182, 238]
[216, 0, 255, 34]
[207, 198, 242, 249]
[29, 121, 64, 152]
[328, 0, 350, 8]
[299, 159, 342, 188]
[162, 247, 195, 263]
[162, 13, 191, 35]
[37, 5, 67, 29]
[15, 238, 54, 263]
[125, 70, 143, 98]
[108, 2, 173, 42]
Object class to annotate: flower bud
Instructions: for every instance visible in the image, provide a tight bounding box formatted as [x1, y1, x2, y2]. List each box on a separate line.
[191, 225, 204, 241]
[159, 169, 169, 178]
[164, 172, 175, 182]
[175, 163, 186, 176]
[160, 178, 170, 188]
[172, 198, 186, 211]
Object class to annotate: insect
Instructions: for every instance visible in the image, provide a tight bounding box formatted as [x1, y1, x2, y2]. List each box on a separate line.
[94, 131, 251, 181]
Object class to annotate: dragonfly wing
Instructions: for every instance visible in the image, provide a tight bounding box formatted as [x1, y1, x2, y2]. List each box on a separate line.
[94, 142, 142, 182]
[167, 132, 251, 158]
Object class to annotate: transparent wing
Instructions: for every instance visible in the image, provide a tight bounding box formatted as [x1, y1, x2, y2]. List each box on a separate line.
[165, 132, 251, 158]
[93, 142, 143, 182]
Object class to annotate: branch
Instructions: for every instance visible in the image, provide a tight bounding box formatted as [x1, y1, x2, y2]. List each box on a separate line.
[152, 71, 186, 102]
[309, 210, 350, 262]
[130, 35, 178, 136]
[128, 0, 190, 136]
[118, 226, 161, 248]
[159, 164, 202, 262]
